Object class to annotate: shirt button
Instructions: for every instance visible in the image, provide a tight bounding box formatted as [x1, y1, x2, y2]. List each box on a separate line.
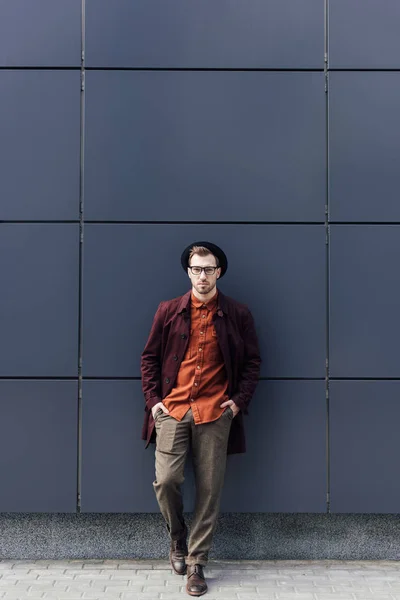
[199, 348, 202, 352]
[181, 334, 187, 339]
[173, 355, 178, 361]
[190, 398, 194, 402]
[165, 377, 170, 384]
[202, 315, 206, 319]
[194, 382, 198, 386]
[200, 331, 204, 335]
[197, 366, 201, 370]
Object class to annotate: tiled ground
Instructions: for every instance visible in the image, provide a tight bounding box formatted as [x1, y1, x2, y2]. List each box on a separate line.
[0, 559, 399, 599]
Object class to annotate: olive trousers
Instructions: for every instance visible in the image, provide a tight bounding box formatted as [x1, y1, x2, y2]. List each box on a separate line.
[153, 407, 233, 566]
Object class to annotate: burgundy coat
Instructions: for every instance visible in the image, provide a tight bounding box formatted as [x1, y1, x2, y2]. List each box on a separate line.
[140, 290, 261, 454]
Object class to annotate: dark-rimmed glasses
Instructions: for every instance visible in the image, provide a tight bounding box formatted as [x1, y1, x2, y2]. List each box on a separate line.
[189, 266, 219, 276]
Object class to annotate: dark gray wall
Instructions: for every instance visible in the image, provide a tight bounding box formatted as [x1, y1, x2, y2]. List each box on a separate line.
[1, 0, 399, 516]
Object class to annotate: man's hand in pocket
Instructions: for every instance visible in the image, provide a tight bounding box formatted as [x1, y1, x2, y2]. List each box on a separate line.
[151, 402, 170, 420]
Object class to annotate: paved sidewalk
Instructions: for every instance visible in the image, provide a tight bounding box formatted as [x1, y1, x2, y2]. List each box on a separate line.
[0, 559, 399, 599]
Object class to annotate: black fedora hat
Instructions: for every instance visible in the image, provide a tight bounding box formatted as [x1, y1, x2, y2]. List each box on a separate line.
[181, 241, 228, 278]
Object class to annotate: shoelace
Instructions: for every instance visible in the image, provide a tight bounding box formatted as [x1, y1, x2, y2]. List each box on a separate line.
[172, 539, 186, 556]
[188, 565, 204, 579]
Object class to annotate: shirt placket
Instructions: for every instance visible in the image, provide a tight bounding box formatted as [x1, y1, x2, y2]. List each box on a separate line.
[190, 305, 209, 415]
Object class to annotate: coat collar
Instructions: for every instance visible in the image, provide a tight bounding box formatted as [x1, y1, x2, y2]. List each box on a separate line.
[177, 289, 227, 317]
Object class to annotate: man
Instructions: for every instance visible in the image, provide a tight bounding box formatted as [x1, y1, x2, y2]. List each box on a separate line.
[141, 241, 261, 597]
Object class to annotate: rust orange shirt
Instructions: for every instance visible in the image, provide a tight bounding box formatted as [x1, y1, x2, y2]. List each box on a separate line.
[163, 291, 229, 424]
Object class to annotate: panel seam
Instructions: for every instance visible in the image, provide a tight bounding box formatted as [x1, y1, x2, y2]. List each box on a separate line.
[325, 0, 331, 515]
[76, 0, 86, 514]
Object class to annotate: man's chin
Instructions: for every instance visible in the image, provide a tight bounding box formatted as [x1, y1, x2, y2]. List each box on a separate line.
[195, 284, 214, 296]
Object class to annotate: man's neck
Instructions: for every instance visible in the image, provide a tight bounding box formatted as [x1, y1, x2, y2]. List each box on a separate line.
[191, 287, 218, 304]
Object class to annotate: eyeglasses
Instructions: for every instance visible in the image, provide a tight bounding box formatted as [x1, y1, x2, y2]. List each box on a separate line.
[189, 266, 219, 275]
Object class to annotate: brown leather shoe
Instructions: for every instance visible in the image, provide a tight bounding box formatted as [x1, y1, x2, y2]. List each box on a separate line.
[169, 535, 188, 575]
[186, 564, 207, 596]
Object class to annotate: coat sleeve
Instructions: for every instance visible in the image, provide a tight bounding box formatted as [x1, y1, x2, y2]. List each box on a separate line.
[231, 308, 261, 415]
[140, 301, 166, 411]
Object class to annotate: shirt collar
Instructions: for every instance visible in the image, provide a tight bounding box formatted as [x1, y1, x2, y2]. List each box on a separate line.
[177, 289, 227, 317]
[191, 290, 218, 311]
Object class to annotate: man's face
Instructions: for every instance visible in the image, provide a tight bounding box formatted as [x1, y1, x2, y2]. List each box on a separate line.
[188, 253, 221, 297]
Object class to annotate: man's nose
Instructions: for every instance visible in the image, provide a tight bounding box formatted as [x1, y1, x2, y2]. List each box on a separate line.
[199, 270, 207, 280]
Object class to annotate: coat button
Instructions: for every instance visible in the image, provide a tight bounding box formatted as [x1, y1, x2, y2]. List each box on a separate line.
[181, 334, 187, 339]
[165, 377, 170, 384]
[173, 355, 178, 361]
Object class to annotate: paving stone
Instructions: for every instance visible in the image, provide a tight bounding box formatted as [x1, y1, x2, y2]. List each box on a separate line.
[123, 565, 154, 570]
[80, 595, 120, 599]
[42, 594, 84, 599]
[65, 585, 96, 592]
[142, 584, 180, 593]
[72, 573, 110, 579]
[119, 578, 149, 586]
[3, 593, 44, 599]
[218, 586, 257, 594]
[120, 594, 162, 599]
[139, 562, 171, 570]
[276, 594, 315, 600]
[237, 595, 269, 600]
[109, 570, 138, 578]
[354, 592, 393, 600]
[186, 597, 239, 600]
[323, 596, 354, 600]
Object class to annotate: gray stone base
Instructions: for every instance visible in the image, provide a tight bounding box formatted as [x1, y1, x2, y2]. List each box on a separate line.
[1, 513, 400, 560]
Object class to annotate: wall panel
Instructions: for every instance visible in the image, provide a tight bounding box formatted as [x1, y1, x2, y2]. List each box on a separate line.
[0, 224, 79, 377]
[0, 0, 81, 67]
[85, 0, 324, 69]
[329, 73, 400, 222]
[0, 71, 80, 220]
[0, 380, 78, 512]
[330, 381, 400, 513]
[329, 0, 400, 69]
[330, 225, 400, 378]
[84, 71, 325, 222]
